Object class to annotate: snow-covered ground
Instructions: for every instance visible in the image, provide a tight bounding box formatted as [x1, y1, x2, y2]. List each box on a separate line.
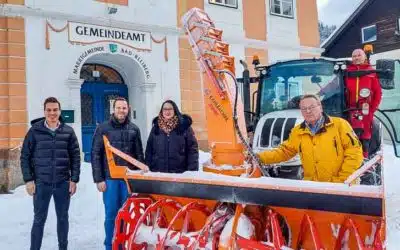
[0, 162, 106, 250]
[382, 145, 400, 248]
[0, 148, 399, 249]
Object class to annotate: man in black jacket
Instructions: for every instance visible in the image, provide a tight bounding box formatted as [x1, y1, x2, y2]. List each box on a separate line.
[91, 96, 144, 250]
[20, 97, 81, 250]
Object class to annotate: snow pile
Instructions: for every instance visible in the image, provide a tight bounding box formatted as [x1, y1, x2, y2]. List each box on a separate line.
[382, 145, 400, 248]
[0, 152, 213, 250]
[0, 147, 399, 249]
[219, 213, 254, 247]
[0, 163, 105, 250]
[198, 150, 211, 171]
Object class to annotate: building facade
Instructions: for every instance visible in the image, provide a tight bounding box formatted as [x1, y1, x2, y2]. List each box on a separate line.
[322, 0, 400, 58]
[0, 0, 321, 189]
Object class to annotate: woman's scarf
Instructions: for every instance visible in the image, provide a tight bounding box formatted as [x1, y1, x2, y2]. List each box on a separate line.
[158, 114, 179, 134]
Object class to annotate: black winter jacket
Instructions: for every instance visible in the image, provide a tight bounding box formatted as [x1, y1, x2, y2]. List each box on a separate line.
[20, 117, 81, 184]
[145, 114, 199, 173]
[91, 116, 144, 183]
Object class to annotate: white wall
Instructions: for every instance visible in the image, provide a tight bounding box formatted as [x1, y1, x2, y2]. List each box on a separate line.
[25, 0, 177, 28]
[203, 0, 307, 65]
[204, 0, 246, 77]
[26, 17, 73, 121]
[204, 0, 244, 38]
[25, 12, 181, 148]
[265, 0, 300, 62]
[266, 0, 300, 52]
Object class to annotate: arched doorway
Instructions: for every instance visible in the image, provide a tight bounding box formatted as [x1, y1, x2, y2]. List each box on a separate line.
[80, 64, 128, 162]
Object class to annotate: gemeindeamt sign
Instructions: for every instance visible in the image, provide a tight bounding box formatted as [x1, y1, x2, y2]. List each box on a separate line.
[69, 22, 151, 50]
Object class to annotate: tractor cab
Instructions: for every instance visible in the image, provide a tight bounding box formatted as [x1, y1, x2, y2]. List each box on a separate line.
[242, 56, 400, 180]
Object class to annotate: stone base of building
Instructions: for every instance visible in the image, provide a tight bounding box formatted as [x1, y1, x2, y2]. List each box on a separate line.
[0, 148, 23, 193]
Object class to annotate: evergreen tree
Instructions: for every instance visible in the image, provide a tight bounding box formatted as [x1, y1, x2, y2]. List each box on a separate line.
[319, 21, 337, 44]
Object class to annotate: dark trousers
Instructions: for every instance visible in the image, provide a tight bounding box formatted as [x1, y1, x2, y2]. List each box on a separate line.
[30, 180, 70, 250]
[355, 128, 371, 158]
[103, 179, 129, 250]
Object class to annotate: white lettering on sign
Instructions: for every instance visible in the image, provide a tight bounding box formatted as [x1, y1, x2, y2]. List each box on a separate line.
[71, 45, 152, 80]
[72, 46, 105, 75]
[120, 48, 151, 79]
[69, 22, 151, 50]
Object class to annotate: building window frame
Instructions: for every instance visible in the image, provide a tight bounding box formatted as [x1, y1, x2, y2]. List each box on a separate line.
[208, 0, 238, 9]
[361, 24, 377, 44]
[270, 0, 294, 19]
[397, 17, 400, 31]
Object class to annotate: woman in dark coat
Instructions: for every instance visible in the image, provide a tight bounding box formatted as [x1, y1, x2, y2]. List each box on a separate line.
[145, 100, 199, 173]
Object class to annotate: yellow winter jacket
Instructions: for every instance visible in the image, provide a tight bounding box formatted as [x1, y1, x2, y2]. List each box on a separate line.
[257, 115, 363, 183]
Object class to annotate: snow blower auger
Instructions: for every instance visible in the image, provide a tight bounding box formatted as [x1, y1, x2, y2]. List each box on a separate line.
[104, 7, 386, 250]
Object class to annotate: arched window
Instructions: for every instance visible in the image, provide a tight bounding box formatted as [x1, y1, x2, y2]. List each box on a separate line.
[80, 64, 124, 84]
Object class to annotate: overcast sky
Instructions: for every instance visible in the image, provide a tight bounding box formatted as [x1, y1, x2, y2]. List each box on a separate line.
[317, 0, 364, 27]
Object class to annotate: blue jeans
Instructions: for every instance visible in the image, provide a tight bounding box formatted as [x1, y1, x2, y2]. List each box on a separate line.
[103, 179, 129, 250]
[30, 180, 70, 250]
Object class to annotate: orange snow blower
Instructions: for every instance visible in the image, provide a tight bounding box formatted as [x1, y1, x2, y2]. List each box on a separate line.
[105, 8, 386, 250]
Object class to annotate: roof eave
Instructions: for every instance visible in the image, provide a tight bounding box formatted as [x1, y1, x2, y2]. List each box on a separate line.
[321, 0, 372, 50]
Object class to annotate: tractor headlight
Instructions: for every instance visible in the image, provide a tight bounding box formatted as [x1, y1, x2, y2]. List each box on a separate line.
[359, 88, 371, 98]
[334, 65, 340, 71]
[341, 64, 347, 70]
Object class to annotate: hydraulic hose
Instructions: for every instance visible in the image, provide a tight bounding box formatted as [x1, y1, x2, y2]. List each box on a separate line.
[215, 69, 270, 177]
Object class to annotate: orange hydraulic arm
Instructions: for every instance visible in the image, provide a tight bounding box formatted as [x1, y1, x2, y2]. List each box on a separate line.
[181, 8, 261, 177]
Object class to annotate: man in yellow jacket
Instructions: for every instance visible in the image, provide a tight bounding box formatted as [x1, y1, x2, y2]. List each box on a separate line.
[257, 94, 363, 183]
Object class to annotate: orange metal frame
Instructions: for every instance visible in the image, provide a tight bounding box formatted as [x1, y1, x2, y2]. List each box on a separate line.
[104, 135, 385, 249]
